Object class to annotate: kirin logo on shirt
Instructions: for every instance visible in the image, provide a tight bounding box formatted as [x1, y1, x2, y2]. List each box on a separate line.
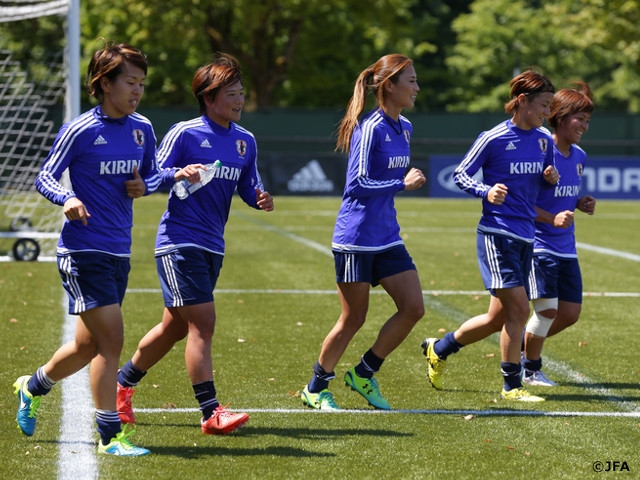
[132, 129, 145, 146]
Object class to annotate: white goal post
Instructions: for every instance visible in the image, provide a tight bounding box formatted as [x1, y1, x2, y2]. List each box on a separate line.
[0, 0, 79, 260]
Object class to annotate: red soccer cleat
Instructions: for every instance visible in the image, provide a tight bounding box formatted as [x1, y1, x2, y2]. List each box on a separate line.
[117, 383, 136, 425]
[200, 405, 249, 435]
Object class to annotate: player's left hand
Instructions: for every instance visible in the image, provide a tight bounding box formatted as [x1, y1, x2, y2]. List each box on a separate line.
[577, 195, 596, 215]
[125, 165, 146, 198]
[543, 165, 559, 185]
[256, 188, 274, 212]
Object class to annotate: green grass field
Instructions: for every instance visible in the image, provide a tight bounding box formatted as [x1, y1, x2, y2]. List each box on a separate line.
[2, 195, 639, 479]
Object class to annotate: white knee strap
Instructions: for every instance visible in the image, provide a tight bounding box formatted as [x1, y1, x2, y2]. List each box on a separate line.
[526, 298, 558, 337]
[532, 297, 558, 313]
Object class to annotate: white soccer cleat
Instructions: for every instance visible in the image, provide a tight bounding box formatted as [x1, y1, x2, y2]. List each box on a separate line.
[522, 370, 557, 387]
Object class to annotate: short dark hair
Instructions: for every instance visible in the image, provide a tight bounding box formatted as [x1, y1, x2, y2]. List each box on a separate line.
[86, 40, 147, 101]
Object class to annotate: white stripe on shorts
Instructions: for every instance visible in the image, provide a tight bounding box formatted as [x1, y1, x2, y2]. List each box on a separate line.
[161, 254, 184, 307]
[59, 255, 85, 313]
[484, 235, 504, 290]
[527, 257, 538, 299]
[344, 253, 356, 282]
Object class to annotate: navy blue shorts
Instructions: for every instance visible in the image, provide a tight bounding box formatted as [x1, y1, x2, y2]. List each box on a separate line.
[477, 233, 534, 297]
[57, 252, 130, 314]
[333, 244, 416, 287]
[532, 253, 583, 304]
[156, 247, 223, 307]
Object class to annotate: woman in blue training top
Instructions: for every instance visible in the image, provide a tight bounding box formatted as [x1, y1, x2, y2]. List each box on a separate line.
[302, 53, 426, 411]
[521, 82, 596, 386]
[420, 70, 559, 402]
[13, 41, 174, 456]
[117, 54, 273, 436]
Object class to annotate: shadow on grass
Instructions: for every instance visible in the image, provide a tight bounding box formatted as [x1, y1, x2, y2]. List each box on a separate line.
[35, 438, 337, 459]
[145, 444, 336, 459]
[140, 422, 415, 440]
[236, 425, 415, 440]
[141, 426, 414, 458]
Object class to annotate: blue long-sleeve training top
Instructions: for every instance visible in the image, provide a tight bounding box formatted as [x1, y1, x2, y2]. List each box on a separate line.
[35, 105, 162, 256]
[154, 115, 265, 256]
[332, 108, 411, 253]
[454, 119, 555, 243]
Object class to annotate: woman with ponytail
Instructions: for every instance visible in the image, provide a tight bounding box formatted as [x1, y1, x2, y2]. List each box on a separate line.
[301, 54, 426, 411]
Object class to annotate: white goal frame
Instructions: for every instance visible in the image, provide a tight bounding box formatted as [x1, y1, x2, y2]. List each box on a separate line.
[0, 0, 79, 260]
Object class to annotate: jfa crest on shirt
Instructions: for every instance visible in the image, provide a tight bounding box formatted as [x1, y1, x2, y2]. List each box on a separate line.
[538, 137, 548, 153]
[132, 129, 145, 146]
[236, 139, 247, 157]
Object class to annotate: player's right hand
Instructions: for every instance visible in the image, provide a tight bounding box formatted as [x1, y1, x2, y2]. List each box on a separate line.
[63, 196, 91, 226]
[553, 210, 574, 228]
[175, 163, 206, 184]
[487, 183, 508, 205]
[403, 167, 426, 191]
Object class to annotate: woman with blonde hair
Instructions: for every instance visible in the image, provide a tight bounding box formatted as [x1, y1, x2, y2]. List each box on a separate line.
[301, 53, 426, 410]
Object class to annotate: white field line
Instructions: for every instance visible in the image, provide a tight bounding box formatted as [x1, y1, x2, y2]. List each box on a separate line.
[128, 288, 640, 298]
[119, 407, 640, 418]
[576, 242, 640, 262]
[58, 305, 97, 480]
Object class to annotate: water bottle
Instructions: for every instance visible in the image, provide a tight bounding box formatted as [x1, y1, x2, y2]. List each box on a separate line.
[173, 160, 222, 200]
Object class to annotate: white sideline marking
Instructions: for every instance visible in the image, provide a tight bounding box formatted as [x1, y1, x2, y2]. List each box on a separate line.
[577, 242, 640, 262]
[128, 288, 640, 298]
[122, 407, 640, 418]
[544, 358, 640, 412]
[58, 305, 97, 480]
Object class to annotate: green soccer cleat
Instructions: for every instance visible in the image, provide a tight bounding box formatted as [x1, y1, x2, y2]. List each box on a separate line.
[14, 375, 41, 436]
[98, 424, 150, 456]
[344, 367, 390, 410]
[501, 387, 545, 402]
[421, 337, 446, 390]
[301, 385, 340, 411]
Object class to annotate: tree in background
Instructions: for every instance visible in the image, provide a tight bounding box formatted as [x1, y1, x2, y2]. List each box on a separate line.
[80, 0, 439, 110]
[445, 0, 640, 112]
[2, 0, 640, 112]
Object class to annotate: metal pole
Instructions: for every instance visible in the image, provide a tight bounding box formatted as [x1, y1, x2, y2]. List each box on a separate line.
[65, 0, 80, 122]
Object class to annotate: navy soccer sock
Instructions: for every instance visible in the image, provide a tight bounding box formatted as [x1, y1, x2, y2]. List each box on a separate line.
[118, 360, 147, 388]
[501, 362, 522, 391]
[522, 356, 543, 374]
[193, 380, 218, 420]
[307, 361, 335, 393]
[354, 348, 384, 379]
[433, 332, 464, 360]
[96, 410, 122, 445]
[27, 366, 56, 397]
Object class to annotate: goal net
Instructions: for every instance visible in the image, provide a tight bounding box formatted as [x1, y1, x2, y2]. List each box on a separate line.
[0, 0, 72, 260]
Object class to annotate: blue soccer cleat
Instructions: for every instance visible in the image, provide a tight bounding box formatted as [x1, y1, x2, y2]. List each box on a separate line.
[14, 375, 41, 436]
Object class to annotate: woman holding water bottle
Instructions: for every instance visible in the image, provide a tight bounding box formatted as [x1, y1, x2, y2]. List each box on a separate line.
[116, 53, 273, 436]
